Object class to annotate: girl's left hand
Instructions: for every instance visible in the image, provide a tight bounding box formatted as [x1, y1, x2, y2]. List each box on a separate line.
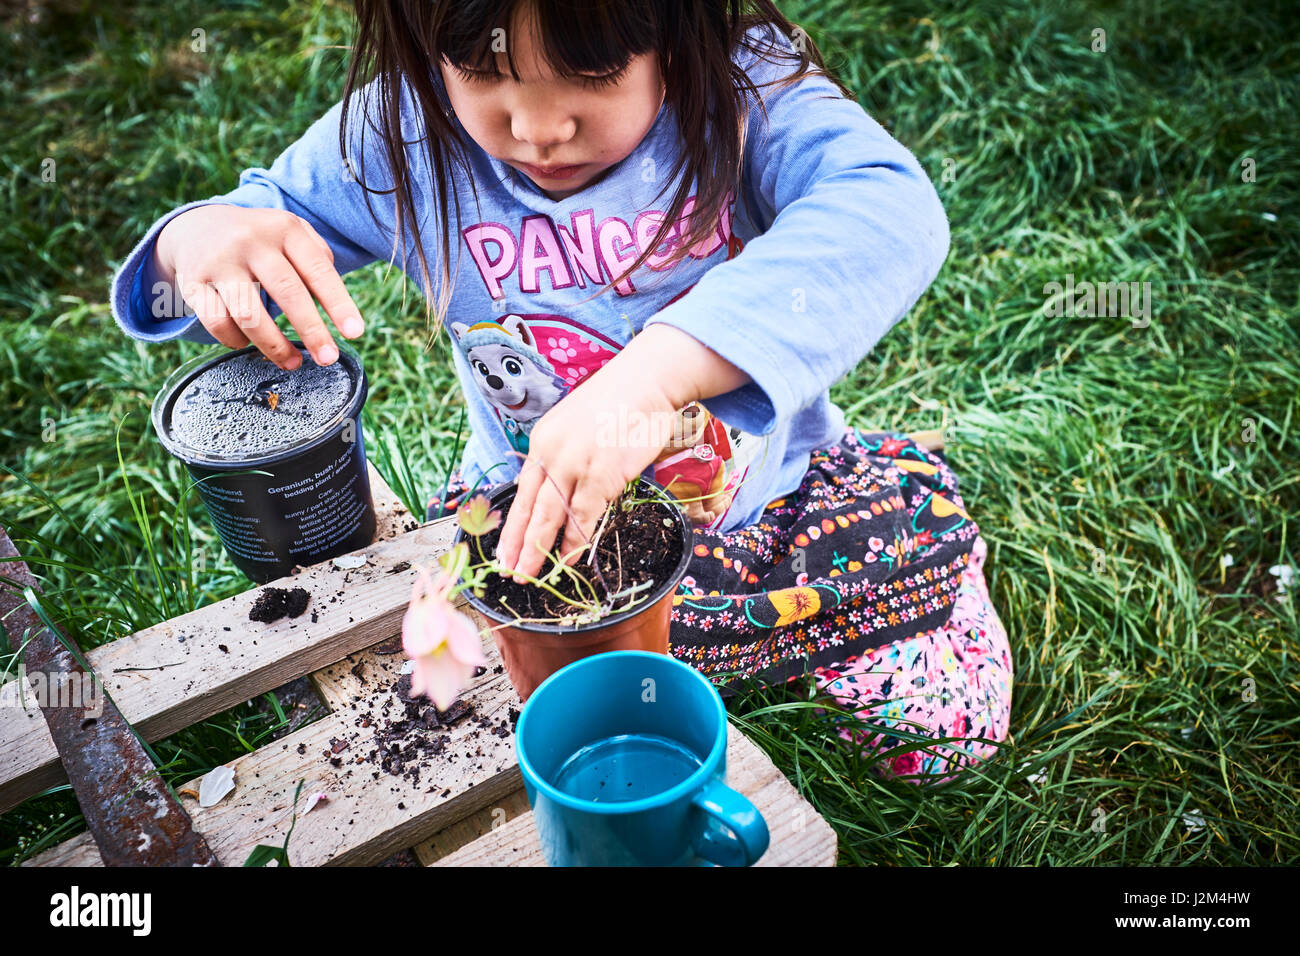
[494, 364, 680, 584]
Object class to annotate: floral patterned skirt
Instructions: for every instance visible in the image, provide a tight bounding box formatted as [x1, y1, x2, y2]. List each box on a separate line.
[427, 427, 1013, 782]
[811, 533, 1012, 783]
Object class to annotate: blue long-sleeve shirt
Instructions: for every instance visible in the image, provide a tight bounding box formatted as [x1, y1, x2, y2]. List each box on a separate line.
[110, 24, 950, 534]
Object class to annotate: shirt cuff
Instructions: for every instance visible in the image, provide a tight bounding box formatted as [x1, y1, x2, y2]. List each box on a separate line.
[640, 315, 792, 437]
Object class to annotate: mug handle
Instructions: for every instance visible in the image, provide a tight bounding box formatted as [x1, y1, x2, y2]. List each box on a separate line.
[690, 780, 770, 866]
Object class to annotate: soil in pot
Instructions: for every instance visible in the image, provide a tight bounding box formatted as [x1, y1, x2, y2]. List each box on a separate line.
[469, 488, 683, 624]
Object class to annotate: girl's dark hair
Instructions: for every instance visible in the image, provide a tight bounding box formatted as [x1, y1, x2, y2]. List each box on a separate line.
[342, 0, 849, 338]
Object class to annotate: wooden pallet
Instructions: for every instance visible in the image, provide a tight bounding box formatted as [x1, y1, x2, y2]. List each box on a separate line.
[5, 464, 837, 867]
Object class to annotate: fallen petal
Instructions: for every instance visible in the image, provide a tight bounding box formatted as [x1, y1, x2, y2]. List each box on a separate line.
[198, 765, 236, 808]
[332, 554, 370, 570]
[303, 792, 328, 815]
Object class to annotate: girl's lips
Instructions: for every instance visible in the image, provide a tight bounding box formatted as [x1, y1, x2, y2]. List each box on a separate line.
[518, 161, 583, 180]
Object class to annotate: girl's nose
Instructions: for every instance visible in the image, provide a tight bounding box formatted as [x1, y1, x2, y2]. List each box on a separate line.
[510, 106, 576, 150]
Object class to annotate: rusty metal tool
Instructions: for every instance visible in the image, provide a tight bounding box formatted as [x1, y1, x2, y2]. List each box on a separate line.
[0, 526, 218, 866]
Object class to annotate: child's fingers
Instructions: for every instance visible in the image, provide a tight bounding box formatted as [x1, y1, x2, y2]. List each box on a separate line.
[283, 227, 365, 341]
[494, 459, 541, 574]
[247, 252, 339, 368]
[511, 475, 575, 584]
[559, 481, 607, 569]
[180, 275, 250, 351]
[215, 270, 302, 372]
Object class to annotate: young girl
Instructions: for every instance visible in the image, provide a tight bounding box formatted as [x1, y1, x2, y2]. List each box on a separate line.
[111, 0, 1011, 782]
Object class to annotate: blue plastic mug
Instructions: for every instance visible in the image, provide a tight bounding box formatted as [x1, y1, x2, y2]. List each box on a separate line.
[516, 650, 770, 866]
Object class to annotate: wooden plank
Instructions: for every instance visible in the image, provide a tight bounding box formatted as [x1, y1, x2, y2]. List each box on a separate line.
[908, 429, 944, 452]
[188, 629, 524, 867]
[23, 462, 522, 867]
[21, 832, 97, 866]
[433, 722, 837, 866]
[28, 634, 523, 867]
[26, 723, 835, 869]
[308, 603, 495, 712]
[0, 466, 455, 815]
[0, 528, 218, 866]
[19, 464, 418, 866]
[368, 466, 423, 542]
[412, 789, 532, 865]
[308, 482, 543, 865]
[310, 646, 410, 713]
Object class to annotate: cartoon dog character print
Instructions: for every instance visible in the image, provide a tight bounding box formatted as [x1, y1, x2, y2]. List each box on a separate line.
[652, 402, 736, 526]
[450, 315, 569, 455]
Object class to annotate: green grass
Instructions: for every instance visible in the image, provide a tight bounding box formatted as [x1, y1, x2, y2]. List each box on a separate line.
[1, 0, 1296, 865]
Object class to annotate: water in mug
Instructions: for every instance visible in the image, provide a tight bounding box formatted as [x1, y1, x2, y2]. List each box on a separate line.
[552, 734, 703, 802]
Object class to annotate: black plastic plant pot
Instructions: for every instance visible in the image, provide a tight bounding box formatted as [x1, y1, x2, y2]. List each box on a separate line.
[151, 339, 376, 584]
[452, 476, 693, 701]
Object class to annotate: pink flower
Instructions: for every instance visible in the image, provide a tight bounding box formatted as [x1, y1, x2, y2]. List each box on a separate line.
[401, 564, 487, 711]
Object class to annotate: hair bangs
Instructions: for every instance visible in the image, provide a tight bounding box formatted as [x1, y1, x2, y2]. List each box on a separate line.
[434, 0, 660, 80]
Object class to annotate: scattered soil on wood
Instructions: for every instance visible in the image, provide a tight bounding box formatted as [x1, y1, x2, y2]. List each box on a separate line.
[468, 487, 683, 624]
[249, 586, 311, 623]
[307, 653, 521, 809]
[335, 671, 516, 790]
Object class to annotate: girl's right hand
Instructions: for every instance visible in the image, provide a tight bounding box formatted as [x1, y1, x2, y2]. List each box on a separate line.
[154, 205, 365, 370]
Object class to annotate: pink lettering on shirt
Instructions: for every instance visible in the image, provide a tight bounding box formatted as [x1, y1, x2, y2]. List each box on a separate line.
[461, 222, 517, 299]
[519, 215, 575, 293]
[556, 210, 601, 289]
[462, 190, 736, 299]
[596, 216, 638, 296]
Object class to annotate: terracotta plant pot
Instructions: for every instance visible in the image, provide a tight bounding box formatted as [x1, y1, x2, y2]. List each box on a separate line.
[453, 476, 693, 701]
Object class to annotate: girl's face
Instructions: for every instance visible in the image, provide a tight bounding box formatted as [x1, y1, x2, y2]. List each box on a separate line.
[438, 7, 665, 201]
